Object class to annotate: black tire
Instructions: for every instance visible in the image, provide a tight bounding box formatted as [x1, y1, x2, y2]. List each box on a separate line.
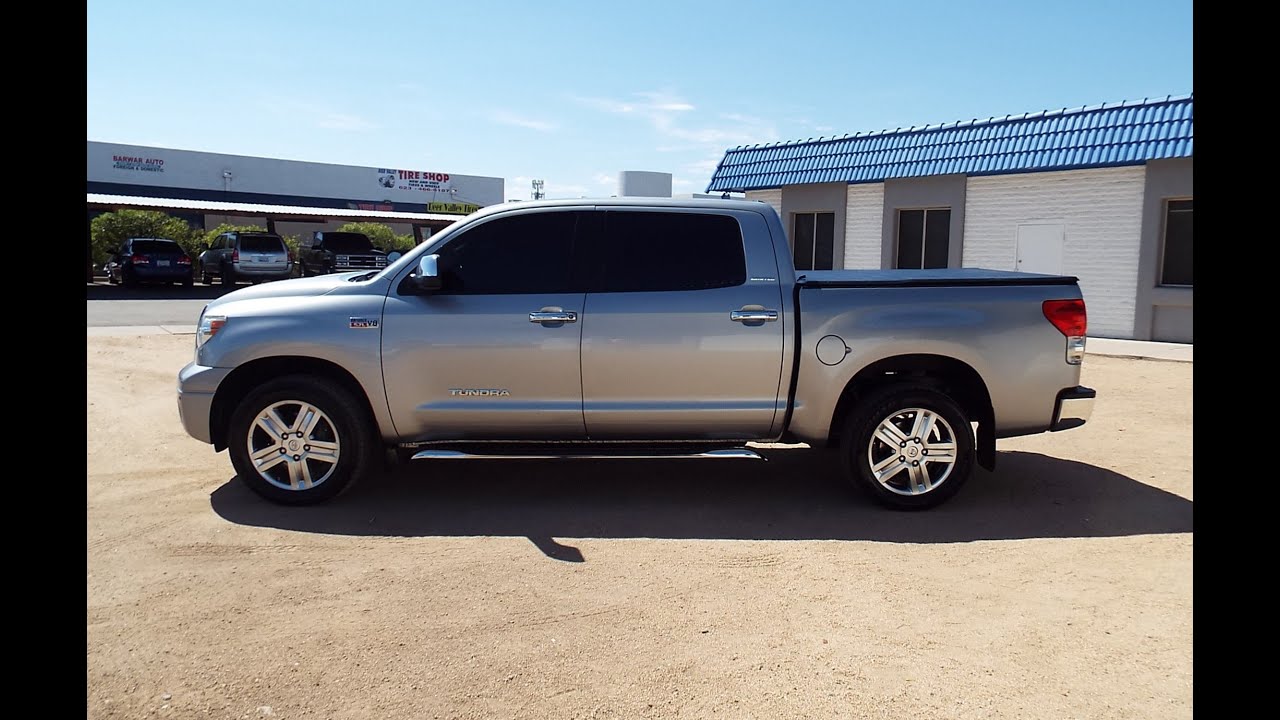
[122, 269, 138, 288]
[221, 263, 235, 286]
[227, 375, 376, 505]
[183, 274, 194, 288]
[840, 384, 975, 510]
[200, 264, 211, 285]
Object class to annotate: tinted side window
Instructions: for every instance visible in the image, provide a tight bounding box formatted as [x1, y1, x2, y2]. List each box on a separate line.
[436, 211, 579, 294]
[597, 211, 745, 292]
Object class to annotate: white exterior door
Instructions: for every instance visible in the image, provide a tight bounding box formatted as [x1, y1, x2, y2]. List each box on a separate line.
[1016, 223, 1065, 275]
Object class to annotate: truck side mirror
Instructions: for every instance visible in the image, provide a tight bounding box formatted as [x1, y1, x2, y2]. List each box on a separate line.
[403, 254, 442, 294]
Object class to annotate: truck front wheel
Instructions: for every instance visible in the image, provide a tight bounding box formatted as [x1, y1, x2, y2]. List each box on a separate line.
[227, 375, 375, 505]
[840, 384, 975, 510]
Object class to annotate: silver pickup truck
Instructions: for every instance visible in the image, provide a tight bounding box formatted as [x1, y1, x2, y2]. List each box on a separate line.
[177, 198, 1095, 509]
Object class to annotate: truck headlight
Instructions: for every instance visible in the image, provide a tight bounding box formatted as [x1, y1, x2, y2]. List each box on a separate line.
[196, 312, 227, 349]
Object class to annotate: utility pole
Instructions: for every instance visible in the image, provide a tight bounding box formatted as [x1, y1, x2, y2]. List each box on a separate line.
[531, 179, 545, 200]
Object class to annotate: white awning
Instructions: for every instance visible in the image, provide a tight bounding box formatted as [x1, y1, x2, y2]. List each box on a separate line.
[86, 193, 465, 223]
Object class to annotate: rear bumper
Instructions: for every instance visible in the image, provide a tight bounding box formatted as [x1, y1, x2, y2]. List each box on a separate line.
[1050, 386, 1096, 431]
[232, 263, 292, 280]
[132, 265, 193, 280]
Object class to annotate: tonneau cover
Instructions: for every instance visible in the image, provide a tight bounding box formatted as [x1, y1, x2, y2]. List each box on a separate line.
[798, 268, 1078, 288]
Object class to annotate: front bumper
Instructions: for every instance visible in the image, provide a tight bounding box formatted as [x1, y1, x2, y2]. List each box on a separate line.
[1050, 386, 1096, 431]
[177, 361, 232, 444]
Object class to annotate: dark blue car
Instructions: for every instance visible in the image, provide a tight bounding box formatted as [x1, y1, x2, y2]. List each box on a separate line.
[107, 237, 194, 287]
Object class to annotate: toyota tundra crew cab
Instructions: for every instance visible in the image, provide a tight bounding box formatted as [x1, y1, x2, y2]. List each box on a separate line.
[177, 198, 1095, 509]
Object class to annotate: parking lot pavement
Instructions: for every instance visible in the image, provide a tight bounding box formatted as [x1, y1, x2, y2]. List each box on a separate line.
[87, 333, 1192, 719]
[86, 280, 234, 327]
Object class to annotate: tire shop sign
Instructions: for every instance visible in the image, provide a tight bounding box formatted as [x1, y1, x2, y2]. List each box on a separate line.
[377, 168, 451, 193]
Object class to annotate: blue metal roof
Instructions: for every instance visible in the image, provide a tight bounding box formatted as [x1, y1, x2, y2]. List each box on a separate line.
[706, 94, 1192, 192]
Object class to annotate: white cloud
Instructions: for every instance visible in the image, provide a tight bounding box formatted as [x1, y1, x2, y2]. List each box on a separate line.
[314, 112, 378, 131]
[592, 172, 616, 188]
[492, 111, 557, 132]
[572, 91, 775, 151]
[545, 181, 591, 198]
[684, 155, 725, 180]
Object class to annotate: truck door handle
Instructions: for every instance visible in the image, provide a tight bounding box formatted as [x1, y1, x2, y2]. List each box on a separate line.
[730, 310, 778, 323]
[529, 311, 578, 324]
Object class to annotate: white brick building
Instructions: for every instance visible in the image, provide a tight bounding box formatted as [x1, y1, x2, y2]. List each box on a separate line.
[708, 95, 1193, 342]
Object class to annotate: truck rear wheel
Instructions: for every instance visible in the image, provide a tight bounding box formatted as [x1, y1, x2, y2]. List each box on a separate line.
[840, 384, 974, 510]
[227, 375, 375, 505]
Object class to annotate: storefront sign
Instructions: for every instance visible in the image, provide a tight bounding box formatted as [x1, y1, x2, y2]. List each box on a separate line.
[428, 202, 481, 215]
[112, 155, 165, 172]
[378, 168, 453, 193]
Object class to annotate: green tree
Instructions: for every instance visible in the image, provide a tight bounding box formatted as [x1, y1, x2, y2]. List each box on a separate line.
[89, 210, 199, 265]
[334, 222, 416, 253]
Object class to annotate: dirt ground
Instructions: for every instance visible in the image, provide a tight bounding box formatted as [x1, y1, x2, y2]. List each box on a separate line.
[87, 334, 1192, 719]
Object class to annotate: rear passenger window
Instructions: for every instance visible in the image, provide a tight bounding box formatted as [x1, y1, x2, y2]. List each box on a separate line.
[598, 211, 745, 292]
[435, 211, 580, 294]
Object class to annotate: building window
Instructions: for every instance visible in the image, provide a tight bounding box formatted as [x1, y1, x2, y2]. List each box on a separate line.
[792, 212, 835, 271]
[896, 208, 951, 269]
[1160, 199, 1192, 287]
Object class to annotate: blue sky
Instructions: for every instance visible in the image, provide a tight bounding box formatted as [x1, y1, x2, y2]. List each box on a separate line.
[87, 0, 1192, 202]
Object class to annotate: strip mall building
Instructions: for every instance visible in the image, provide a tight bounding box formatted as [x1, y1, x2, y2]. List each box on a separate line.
[87, 141, 505, 244]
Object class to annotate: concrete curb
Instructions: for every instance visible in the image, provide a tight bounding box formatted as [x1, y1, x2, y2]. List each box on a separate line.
[1086, 337, 1191, 363]
[88, 326, 196, 337]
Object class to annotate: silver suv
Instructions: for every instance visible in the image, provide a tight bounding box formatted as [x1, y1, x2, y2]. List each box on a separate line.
[199, 231, 292, 286]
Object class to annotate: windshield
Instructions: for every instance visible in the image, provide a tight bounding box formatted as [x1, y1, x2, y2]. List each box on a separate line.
[322, 234, 375, 253]
[131, 240, 183, 254]
[239, 235, 284, 252]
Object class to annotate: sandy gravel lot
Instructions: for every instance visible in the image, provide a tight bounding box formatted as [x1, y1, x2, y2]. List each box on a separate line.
[88, 334, 1191, 719]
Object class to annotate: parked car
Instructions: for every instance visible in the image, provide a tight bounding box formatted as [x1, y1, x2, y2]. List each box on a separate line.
[298, 231, 388, 276]
[107, 237, 193, 287]
[198, 231, 292, 286]
[178, 198, 1094, 509]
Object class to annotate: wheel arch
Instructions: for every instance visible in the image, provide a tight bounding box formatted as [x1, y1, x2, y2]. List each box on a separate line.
[209, 356, 381, 451]
[825, 353, 997, 470]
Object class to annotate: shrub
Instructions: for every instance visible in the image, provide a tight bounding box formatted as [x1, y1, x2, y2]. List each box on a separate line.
[89, 210, 199, 265]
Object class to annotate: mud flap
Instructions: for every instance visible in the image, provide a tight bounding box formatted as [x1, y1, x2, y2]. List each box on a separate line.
[977, 415, 996, 471]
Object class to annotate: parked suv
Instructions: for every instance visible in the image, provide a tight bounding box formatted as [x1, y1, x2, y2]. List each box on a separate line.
[199, 231, 292, 286]
[107, 237, 193, 287]
[298, 231, 388, 276]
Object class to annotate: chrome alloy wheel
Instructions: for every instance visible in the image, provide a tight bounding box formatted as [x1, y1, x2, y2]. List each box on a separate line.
[866, 407, 958, 496]
[245, 400, 341, 491]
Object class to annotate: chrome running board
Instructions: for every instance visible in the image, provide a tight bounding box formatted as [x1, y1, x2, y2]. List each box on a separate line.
[411, 448, 764, 461]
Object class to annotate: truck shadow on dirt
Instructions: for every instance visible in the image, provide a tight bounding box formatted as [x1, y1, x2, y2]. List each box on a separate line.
[210, 450, 1192, 561]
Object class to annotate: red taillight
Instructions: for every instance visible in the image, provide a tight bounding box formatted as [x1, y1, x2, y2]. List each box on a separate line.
[287, 251, 295, 263]
[177, 255, 192, 265]
[130, 254, 150, 265]
[1043, 299, 1087, 337]
[231, 249, 239, 262]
